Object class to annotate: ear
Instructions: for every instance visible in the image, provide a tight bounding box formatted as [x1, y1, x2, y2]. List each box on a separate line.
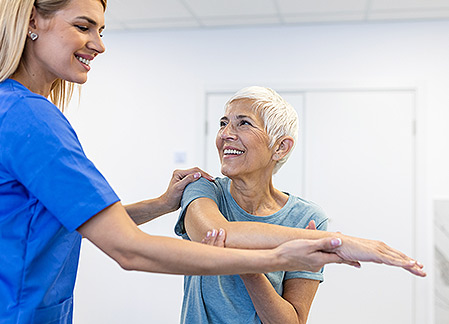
[272, 136, 294, 161]
[29, 6, 37, 30]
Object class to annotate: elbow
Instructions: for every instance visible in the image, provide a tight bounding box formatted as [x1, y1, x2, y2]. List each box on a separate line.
[116, 255, 136, 271]
[108, 246, 141, 272]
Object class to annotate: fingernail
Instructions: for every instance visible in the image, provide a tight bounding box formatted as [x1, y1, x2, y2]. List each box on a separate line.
[409, 260, 417, 265]
[417, 261, 423, 267]
[218, 229, 224, 236]
[206, 231, 211, 238]
[194, 172, 201, 179]
[331, 238, 342, 247]
[211, 229, 217, 237]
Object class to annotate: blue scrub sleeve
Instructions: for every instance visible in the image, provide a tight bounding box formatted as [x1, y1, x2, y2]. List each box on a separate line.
[0, 97, 119, 232]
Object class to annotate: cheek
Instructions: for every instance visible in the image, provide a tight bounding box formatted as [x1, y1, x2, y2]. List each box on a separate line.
[215, 133, 222, 150]
[249, 130, 271, 149]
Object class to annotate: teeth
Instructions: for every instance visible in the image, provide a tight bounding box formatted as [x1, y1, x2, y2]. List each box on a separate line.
[224, 149, 244, 155]
[76, 55, 91, 65]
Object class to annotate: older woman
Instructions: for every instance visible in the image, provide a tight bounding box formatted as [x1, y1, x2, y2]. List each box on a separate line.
[175, 86, 424, 324]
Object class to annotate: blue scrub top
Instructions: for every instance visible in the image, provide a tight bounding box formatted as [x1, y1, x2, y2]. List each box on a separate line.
[0, 79, 120, 323]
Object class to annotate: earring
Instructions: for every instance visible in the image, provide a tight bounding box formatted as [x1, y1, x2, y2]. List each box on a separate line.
[28, 30, 38, 41]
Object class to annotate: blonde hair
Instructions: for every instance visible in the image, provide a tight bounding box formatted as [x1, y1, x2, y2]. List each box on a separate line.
[225, 86, 299, 174]
[0, 0, 107, 111]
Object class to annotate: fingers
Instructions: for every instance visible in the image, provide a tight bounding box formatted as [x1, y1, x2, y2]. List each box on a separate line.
[316, 237, 343, 251]
[305, 220, 316, 230]
[172, 168, 215, 191]
[338, 237, 427, 277]
[174, 167, 214, 182]
[368, 241, 427, 276]
[405, 263, 427, 277]
[176, 171, 202, 189]
[201, 228, 226, 247]
[312, 238, 361, 268]
[342, 260, 362, 268]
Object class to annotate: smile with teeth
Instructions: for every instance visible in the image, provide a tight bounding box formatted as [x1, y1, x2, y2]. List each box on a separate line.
[75, 55, 91, 66]
[224, 149, 244, 155]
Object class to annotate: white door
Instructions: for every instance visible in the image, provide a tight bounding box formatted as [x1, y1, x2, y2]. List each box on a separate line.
[305, 90, 415, 324]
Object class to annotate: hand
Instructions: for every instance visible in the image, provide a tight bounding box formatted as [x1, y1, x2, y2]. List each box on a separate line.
[201, 228, 226, 247]
[275, 237, 347, 272]
[306, 221, 361, 268]
[201, 230, 262, 280]
[331, 235, 426, 277]
[160, 167, 214, 213]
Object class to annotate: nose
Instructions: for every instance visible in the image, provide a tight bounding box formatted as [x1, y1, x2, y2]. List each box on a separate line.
[87, 33, 106, 55]
[220, 123, 237, 140]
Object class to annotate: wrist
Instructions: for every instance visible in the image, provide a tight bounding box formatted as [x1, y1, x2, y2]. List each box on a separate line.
[158, 193, 178, 214]
[270, 246, 290, 272]
[240, 273, 264, 281]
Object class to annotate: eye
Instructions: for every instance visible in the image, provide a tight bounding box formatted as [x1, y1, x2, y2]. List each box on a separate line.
[219, 120, 228, 127]
[239, 120, 252, 126]
[75, 25, 89, 32]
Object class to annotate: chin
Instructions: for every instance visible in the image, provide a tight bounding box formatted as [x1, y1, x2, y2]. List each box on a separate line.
[73, 77, 88, 84]
[66, 73, 88, 85]
[221, 167, 237, 178]
[220, 167, 230, 177]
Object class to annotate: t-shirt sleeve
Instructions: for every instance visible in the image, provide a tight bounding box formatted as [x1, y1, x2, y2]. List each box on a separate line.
[284, 206, 329, 282]
[0, 98, 120, 232]
[174, 177, 219, 239]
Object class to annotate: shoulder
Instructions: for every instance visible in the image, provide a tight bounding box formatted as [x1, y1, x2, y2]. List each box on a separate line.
[180, 177, 228, 210]
[288, 195, 328, 229]
[0, 80, 67, 130]
[0, 79, 55, 109]
[185, 177, 227, 195]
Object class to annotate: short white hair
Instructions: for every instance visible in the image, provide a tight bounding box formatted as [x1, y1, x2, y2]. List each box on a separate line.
[225, 86, 298, 174]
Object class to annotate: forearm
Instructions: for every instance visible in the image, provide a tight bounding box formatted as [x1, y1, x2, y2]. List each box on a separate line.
[118, 231, 286, 275]
[224, 222, 329, 249]
[241, 274, 301, 324]
[126, 167, 213, 225]
[125, 196, 173, 225]
[78, 202, 294, 275]
[185, 199, 332, 249]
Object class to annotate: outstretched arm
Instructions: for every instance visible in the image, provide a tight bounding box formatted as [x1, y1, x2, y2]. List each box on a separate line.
[126, 168, 214, 225]
[77, 201, 346, 275]
[184, 197, 426, 276]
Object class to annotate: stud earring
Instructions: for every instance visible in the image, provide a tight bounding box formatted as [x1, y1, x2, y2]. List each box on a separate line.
[28, 30, 38, 41]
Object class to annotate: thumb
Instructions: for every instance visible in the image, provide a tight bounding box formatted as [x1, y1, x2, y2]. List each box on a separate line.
[176, 171, 202, 189]
[305, 220, 317, 230]
[315, 237, 342, 252]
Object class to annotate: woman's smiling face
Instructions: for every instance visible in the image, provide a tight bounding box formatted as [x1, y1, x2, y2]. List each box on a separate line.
[216, 99, 276, 179]
[27, 0, 106, 86]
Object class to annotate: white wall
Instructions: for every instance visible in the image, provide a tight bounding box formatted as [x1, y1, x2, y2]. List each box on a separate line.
[69, 21, 449, 323]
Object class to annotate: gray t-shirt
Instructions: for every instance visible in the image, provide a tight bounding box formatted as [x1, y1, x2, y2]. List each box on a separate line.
[175, 177, 328, 324]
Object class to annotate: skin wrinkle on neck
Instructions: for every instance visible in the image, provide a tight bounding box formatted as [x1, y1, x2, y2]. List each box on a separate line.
[230, 177, 289, 217]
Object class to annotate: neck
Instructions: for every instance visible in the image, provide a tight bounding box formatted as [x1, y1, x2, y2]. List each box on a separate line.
[11, 55, 55, 97]
[229, 174, 288, 216]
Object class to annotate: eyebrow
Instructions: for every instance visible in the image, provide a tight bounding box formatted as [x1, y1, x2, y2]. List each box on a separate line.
[75, 16, 105, 30]
[220, 115, 253, 120]
[236, 115, 252, 120]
